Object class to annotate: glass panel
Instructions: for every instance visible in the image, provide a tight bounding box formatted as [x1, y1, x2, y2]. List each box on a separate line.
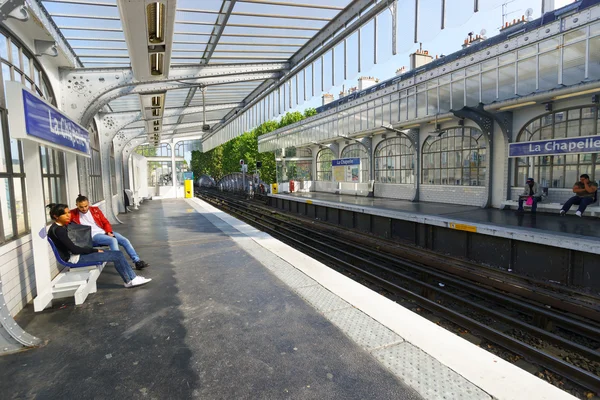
[517, 57, 537, 95]
[438, 84, 451, 113]
[22, 55, 30, 78]
[427, 88, 437, 115]
[589, 37, 600, 81]
[0, 121, 6, 173]
[13, 178, 26, 235]
[498, 64, 515, 100]
[538, 50, 559, 91]
[517, 45, 536, 59]
[481, 70, 496, 103]
[0, 177, 13, 239]
[40, 146, 48, 174]
[10, 139, 21, 173]
[562, 41, 586, 86]
[416, 92, 426, 117]
[481, 59, 497, 70]
[0, 35, 7, 60]
[539, 37, 560, 53]
[499, 52, 516, 64]
[10, 41, 20, 69]
[564, 28, 586, 45]
[451, 80, 464, 109]
[407, 94, 416, 120]
[465, 76, 479, 107]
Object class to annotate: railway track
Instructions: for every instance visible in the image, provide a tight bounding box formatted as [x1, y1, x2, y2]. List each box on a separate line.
[196, 189, 600, 398]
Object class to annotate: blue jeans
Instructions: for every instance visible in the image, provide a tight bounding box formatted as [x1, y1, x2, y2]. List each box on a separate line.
[93, 232, 140, 262]
[77, 250, 136, 283]
[561, 196, 596, 213]
[518, 196, 542, 213]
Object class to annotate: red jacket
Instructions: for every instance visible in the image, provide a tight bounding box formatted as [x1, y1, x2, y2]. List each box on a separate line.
[70, 206, 113, 234]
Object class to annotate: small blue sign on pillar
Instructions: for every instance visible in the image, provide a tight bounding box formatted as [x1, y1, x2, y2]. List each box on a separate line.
[183, 172, 194, 181]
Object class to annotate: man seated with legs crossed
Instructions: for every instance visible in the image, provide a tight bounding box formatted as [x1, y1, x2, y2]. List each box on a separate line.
[560, 174, 598, 217]
[70, 194, 150, 270]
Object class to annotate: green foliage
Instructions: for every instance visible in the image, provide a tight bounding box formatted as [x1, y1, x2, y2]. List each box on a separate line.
[191, 110, 314, 184]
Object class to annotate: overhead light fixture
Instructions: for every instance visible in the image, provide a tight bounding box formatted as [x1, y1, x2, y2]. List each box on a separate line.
[153, 120, 160, 126]
[403, 123, 421, 129]
[151, 95, 162, 108]
[552, 88, 600, 100]
[428, 118, 453, 124]
[154, 127, 160, 132]
[150, 52, 164, 76]
[152, 108, 161, 117]
[498, 101, 536, 111]
[147, 2, 165, 44]
[544, 102, 553, 112]
[592, 94, 599, 104]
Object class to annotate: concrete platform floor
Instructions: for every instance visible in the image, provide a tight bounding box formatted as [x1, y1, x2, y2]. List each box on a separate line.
[0, 199, 421, 400]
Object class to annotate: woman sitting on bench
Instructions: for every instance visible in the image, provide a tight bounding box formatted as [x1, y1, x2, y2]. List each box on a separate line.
[46, 203, 152, 288]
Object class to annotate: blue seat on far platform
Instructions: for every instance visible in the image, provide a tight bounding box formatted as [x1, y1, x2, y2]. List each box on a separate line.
[47, 237, 103, 268]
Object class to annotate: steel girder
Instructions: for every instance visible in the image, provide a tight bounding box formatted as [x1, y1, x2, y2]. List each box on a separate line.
[104, 102, 240, 133]
[175, 1, 238, 128]
[59, 63, 288, 127]
[29, 0, 81, 67]
[119, 120, 220, 136]
[210, 0, 391, 140]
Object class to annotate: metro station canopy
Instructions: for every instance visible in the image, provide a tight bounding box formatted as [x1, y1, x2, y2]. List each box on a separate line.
[30, 0, 485, 149]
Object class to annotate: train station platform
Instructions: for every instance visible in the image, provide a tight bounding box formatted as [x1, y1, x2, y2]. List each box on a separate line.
[0, 199, 573, 399]
[270, 192, 600, 249]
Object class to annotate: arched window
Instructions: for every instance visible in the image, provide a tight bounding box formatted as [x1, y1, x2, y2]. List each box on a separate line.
[135, 143, 171, 157]
[174, 140, 202, 157]
[422, 127, 487, 186]
[175, 140, 201, 184]
[0, 28, 58, 241]
[341, 143, 370, 182]
[374, 137, 415, 184]
[515, 106, 599, 188]
[316, 148, 334, 181]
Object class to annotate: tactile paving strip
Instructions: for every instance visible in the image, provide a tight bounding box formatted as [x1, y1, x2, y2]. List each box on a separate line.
[268, 264, 318, 289]
[295, 285, 353, 313]
[372, 342, 491, 400]
[324, 307, 404, 351]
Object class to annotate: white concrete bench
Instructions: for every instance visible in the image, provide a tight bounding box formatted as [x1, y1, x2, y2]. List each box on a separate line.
[500, 200, 600, 217]
[48, 237, 107, 306]
[51, 264, 106, 305]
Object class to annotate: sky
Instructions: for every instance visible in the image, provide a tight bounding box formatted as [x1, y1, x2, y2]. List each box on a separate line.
[287, 0, 575, 115]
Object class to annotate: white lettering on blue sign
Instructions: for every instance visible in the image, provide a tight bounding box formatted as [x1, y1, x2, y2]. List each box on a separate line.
[332, 158, 360, 166]
[508, 136, 600, 158]
[22, 90, 90, 155]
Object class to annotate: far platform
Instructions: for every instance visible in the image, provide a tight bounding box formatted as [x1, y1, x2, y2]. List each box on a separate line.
[269, 191, 600, 255]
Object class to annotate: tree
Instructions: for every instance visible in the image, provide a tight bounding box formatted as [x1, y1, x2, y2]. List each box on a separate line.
[191, 110, 316, 184]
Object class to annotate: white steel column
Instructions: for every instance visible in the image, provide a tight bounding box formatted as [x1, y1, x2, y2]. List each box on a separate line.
[22, 140, 53, 311]
[171, 139, 177, 197]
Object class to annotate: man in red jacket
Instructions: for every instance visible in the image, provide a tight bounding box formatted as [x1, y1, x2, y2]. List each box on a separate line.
[70, 194, 149, 270]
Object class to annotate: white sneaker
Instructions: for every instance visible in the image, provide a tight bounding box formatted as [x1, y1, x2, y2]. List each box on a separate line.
[559, 210, 565, 216]
[124, 276, 152, 288]
[575, 211, 582, 217]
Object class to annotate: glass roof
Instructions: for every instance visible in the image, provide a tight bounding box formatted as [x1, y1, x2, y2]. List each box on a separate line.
[40, 0, 353, 135]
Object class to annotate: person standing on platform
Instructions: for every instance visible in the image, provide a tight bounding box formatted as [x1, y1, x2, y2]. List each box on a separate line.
[560, 174, 598, 217]
[517, 177, 543, 214]
[70, 194, 150, 270]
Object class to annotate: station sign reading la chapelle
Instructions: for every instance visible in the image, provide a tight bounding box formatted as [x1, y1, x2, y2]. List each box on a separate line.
[6, 81, 91, 157]
[508, 135, 600, 158]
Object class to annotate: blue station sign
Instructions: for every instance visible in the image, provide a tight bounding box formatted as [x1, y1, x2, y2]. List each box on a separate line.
[6, 81, 90, 157]
[508, 135, 600, 158]
[332, 158, 360, 166]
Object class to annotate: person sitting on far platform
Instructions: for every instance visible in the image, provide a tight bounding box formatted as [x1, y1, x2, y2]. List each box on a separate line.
[47, 203, 151, 288]
[517, 177, 543, 214]
[560, 174, 598, 217]
[70, 194, 149, 270]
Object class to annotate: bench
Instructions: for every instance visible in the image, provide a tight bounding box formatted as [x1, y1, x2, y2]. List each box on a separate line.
[47, 237, 106, 306]
[500, 200, 600, 217]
